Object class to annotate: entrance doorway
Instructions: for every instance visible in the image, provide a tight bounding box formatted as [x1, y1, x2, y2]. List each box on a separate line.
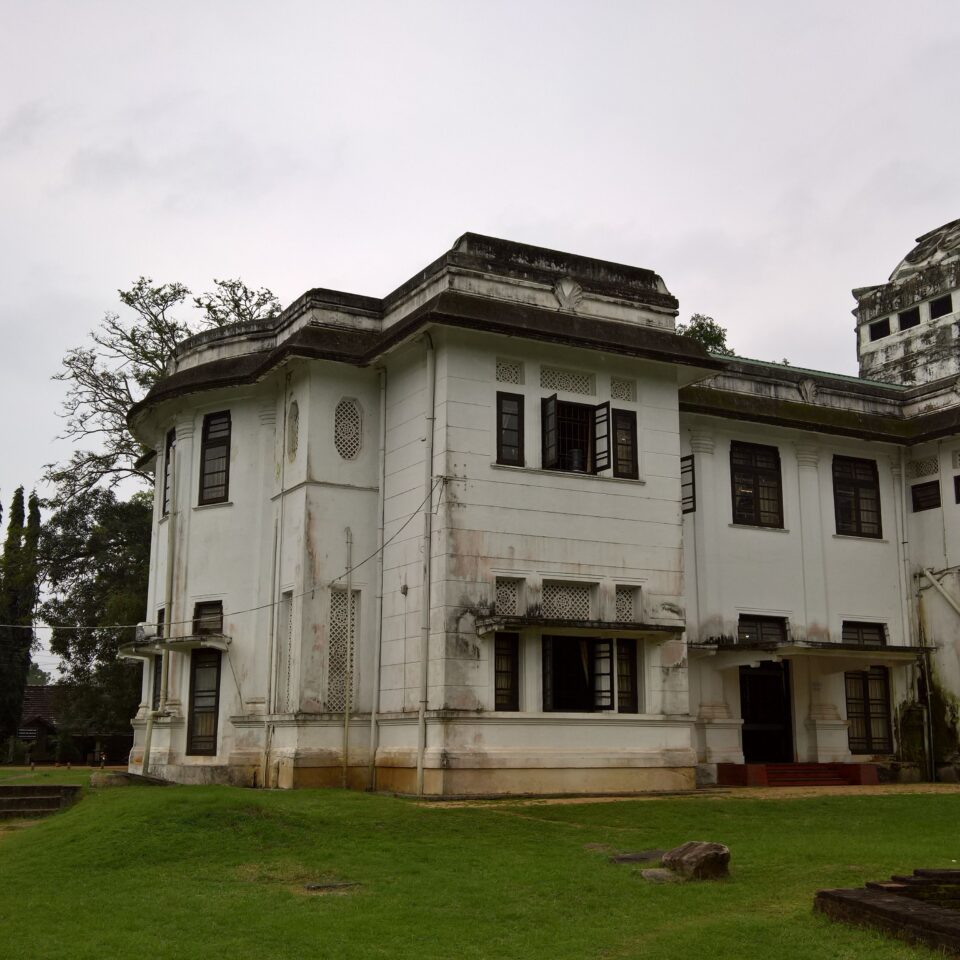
[739, 661, 793, 762]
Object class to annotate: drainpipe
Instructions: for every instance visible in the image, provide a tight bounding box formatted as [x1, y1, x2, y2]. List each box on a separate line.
[916, 587, 937, 781]
[416, 334, 436, 798]
[343, 527, 354, 788]
[143, 439, 177, 776]
[367, 368, 387, 790]
[261, 518, 279, 788]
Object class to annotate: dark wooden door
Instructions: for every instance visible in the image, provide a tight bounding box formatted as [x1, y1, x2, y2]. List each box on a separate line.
[739, 661, 793, 762]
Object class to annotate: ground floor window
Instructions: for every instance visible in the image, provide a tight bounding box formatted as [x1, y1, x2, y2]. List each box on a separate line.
[187, 648, 222, 756]
[495, 633, 520, 710]
[844, 666, 892, 754]
[542, 636, 639, 713]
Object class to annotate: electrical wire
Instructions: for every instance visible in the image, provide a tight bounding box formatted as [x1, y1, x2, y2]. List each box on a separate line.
[0, 476, 448, 635]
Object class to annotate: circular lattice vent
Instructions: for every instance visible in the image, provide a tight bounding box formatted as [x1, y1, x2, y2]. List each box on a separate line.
[334, 398, 362, 460]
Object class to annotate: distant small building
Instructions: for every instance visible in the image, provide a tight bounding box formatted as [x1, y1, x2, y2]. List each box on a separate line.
[123, 222, 960, 794]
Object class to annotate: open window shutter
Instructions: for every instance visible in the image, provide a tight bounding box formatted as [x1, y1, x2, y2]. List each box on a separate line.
[593, 401, 611, 472]
[592, 639, 613, 710]
[542, 394, 558, 469]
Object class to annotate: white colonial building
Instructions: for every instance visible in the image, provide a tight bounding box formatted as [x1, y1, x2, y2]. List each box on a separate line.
[123, 221, 960, 794]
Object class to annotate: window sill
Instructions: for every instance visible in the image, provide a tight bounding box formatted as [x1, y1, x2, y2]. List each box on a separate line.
[728, 523, 790, 533]
[832, 534, 888, 543]
[491, 463, 645, 485]
[193, 501, 234, 511]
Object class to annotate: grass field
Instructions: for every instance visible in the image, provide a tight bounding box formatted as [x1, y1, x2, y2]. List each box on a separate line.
[0, 782, 957, 959]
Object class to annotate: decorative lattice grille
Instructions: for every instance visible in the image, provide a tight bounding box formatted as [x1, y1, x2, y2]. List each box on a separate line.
[495, 578, 520, 615]
[615, 586, 635, 622]
[909, 457, 939, 479]
[327, 589, 359, 712]
[496, 359, 523, 385]
[334, 399, 362, 460]
[610, 378, 636, 402]
[542, 582, 592, 619]
[540, 366, 594, 396]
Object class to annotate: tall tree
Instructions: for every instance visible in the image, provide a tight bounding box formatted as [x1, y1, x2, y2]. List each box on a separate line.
[46, 277, 281, 499]
[39, 489, 152, 734]
[676, 313, 736, 356]
[0, 488, 41, 741]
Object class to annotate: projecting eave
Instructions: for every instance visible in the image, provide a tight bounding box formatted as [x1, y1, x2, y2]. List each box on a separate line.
[129, 288, 725, 437]
[118, 634, 231, 661]
[475, 616, 685, 638]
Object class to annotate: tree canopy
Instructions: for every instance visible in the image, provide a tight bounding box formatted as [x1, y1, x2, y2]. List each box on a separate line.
[676, 313, 735, 356]
[46, 277, 281, 499]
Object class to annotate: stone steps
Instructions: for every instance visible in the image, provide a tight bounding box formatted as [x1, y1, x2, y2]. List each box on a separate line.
[0, 784, 80, 820]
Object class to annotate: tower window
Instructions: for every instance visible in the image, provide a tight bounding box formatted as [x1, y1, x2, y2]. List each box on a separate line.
[898, 307, 921, 331]
[868, 318, 891, 341]
[929, 294, 953, 321]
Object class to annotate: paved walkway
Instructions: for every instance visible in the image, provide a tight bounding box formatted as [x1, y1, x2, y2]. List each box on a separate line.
[423, 782, 960, 807]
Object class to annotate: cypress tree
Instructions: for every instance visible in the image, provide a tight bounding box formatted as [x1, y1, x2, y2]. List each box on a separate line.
[0, 488, 39, 742]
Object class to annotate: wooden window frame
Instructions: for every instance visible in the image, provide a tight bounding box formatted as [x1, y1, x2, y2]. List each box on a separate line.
[496, 392, 524, 466]
[844, 666, 892, 754]
[186, 648, 222, 756]
[681, 455, 696, 513]
[494, 633, 520, 711]
[612, 409, 638, 479]
[198, 411, 231, 505]
[542, 636, 640, 713]
[192, 600, 224, 636]
[730, 441, 784, 528]
[832, 455, 882, 538]
[161, 429, 176, 516]
[151, 607, 165, 711]
[841, 621, 886, 648]
[541, 395, 638, 478]
[954, 475, 960, 504]
[911, 480, 941, 512]
[737, 615, 788, 645]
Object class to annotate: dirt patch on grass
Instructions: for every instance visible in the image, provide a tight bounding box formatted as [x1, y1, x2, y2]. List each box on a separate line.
[0, 819, 42, 841]
[236, 861, 360, 896]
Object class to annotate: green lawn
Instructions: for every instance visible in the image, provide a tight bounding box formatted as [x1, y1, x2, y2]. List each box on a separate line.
[0, 765, 116, 787]
[0, 785, 956, 959]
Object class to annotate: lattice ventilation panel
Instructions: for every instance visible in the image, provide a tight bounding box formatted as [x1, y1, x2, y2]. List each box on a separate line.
[909, 456, 939, 479]
[495, 578, 520, 615]
[496, 359, 523, 385]
[615, 586, 636, 622]
[334, 399, 362, 460]
[540, 366, 595, 396]
[610, 378, 637, 402]
[542, 582, 592, 619]
[327, 589, 359, 712]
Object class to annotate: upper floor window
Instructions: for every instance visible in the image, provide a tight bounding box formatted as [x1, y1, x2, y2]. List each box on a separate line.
[730, 441, 783, 527]
[832, 456, 881, 538]
[898, 307, 921, 331]
[496, 392, 524, 466]
[161, 429, 176, 516]
[541, 396, 637, 477]
[841, 621, 886, 647]
[193, 600, 224, 636]
[737, 615, 788, 645]
[868, 318, 891, 341]
[912, 480, 941, 512]
[198, 412, 231, 505]
[929, 293, 953, 321]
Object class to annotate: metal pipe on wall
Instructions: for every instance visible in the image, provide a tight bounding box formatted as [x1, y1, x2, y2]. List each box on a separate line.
[367, 368, 387, 790]
[416, 334, 436, 798]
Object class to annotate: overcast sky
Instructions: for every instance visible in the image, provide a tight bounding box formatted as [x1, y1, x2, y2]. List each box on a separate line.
[2, 1, 958, 577]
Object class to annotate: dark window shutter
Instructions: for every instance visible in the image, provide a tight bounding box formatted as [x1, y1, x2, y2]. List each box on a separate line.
[616, 639, 639, 713]
[541, 395, 559, 469]
[592, 639, 613, 710]
[593, 401, 611, 472]
[494, 633, 520, 711]
[496, 393, 524, 466]
[612, 409, 638, 479]
[681, 455, 696, 513]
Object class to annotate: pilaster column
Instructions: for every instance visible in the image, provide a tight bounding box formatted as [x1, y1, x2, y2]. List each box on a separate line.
[794, 442, 828, 639]
[690, 432, 722, 639]
[165, 413, 196, 713]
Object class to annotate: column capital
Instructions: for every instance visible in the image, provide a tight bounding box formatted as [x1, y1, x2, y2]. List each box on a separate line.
[259, 403, 277, 426]
[794, 441, 820, 468]
[174, 413, 196, 439]
[689, 432, 715, 455]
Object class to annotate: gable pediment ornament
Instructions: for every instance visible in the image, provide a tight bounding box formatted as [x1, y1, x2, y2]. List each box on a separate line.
[554, 277, 584, 313]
